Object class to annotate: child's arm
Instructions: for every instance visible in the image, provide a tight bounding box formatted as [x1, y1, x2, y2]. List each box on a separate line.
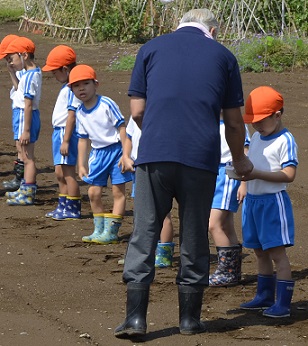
[60, 110, 76, 156]
[7, 63, 19, 90]
[118, 124, 135, 173]
[19, 98, 32, 145]
[119, 135, 135, 173]
[78, 138, 89, 180]
[242, 165, 296, 183]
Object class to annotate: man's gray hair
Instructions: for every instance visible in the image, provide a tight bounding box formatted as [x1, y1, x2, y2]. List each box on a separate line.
[180, 8, 219, 32]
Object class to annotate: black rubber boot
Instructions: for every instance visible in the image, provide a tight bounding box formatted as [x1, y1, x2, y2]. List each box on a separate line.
[178, 285, 206, 335]
[3, 159, 24, 191]
[114, 282, 149, 339]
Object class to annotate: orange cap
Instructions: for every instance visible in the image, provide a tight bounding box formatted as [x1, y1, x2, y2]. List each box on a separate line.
[42, 45, 76, 71]
[244, 86, 284, 124]
[0, 34, 19, 59]
[68, 64, 97, 85]
[3, 36, 35, 55]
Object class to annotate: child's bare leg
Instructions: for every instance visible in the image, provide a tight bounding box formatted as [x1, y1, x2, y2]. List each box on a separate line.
[254, 248, 273, 276]
[112, 183, 126, 216]
[209, 209, 239, 246]
[16, 140, 22, 160]
[22, 143, 36, 183]
[88, 185, 104, 214]
[267, 246, 292, 280]
[55, 165, 67, 195]
[160, 213, 174, 243]
[62, 165, 80, 196]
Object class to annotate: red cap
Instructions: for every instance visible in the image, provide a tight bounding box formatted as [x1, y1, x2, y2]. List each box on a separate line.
[42, 45, 76, 71]
[244, 86, 284, 124]
[68, 64, 97, 85]
[3, 36, 35, 55]
[0, 34, 19, 59]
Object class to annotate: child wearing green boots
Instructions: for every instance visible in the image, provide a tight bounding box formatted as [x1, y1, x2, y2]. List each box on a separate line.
[239, 86, 298, 318]
[120, 115, 175, 267]
[68, 65, 132, 244]
[42, 45, 82, 220]
[3, 36, 42, 206]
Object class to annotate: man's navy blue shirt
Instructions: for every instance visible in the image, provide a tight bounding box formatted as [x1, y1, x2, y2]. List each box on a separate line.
[128, 27, 244, 173]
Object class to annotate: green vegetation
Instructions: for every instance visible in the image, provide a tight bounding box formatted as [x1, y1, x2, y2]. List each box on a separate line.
[108, 36, 308, 73]
[229, 36, 308, 72]
[0, 0, 23, 23]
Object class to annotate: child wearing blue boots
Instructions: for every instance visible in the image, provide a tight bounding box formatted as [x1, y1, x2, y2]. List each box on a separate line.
[68, 65, 132, 244]
[239, 86, 298, 318]
[120, 115, 175, 267]
[42, 45, 82, 220]
[3, 36, 42, 205]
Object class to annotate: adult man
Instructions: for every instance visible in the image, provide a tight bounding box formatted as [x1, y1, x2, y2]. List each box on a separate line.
[115, 8, 253, 338]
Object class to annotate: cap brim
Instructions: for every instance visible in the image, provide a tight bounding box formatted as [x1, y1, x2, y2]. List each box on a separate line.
[42, 65, 56, 72]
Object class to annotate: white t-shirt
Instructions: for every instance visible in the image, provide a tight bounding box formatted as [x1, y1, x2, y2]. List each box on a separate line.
[11, 67, 42, 110]
[247, 128, 298, 195]
[126, 116, 141, 161]
[76, 95, 125, 149]
[52, 84, 81, 127]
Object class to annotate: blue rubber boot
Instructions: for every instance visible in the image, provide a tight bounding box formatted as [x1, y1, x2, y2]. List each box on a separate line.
[7, 183, 37, 206]
[82, 213, 104, 243]
[45, 194, 67, 218]
[155, 242, 175, 268]
[263, 280, 294, 318]
[53, 196, 81, 220]
[91, 213, 122, 244]
[240, 274, 275, 310]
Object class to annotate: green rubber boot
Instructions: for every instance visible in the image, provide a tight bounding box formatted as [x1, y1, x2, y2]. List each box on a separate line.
[82, 213, 104, 243]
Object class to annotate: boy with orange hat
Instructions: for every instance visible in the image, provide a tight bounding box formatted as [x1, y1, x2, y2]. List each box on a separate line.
[0, 34, 25, 191]
[3, 36, 42, 205]
[68, 64, 132, 244]
[42, 45, 82, 220]
[239, 86, 298, 318]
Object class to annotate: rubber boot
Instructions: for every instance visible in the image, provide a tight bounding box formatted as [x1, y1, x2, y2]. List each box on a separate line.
[209, 244, 242, 287]
[263, 280, 294, 318]
[178, 285, 206, 335]
[82, 213, 104, 243]
[5, 179, 25, 198]
[7, 183, 37, 206]
[52, 196, 81, 220]
[240, 274, 275, 310]
[114, 282, 149, 338]
[45, 194, 67, 218]
[2, 159, 24, 191]
[155, 242, 175, 268]
[91, 213, 122, 244]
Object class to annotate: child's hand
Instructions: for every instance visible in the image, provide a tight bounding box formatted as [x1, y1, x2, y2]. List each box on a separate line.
[19, 131, 30, 145]
[237, 182, 247, 203]
[78, 166, 88, 180]
[120, 156, 135, 173]
[60, 141, 69, 156]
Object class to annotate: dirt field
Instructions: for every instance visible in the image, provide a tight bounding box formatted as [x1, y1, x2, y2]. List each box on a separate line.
[0, 22, 307, 346]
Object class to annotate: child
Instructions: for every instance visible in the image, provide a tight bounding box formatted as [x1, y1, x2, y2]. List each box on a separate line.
[239, 86, 298, 318]
[209, 118, 250, 286]
[0, 34, 25, 191]
[120, 116, 175, 267]
[3, 36, 42, 205]
[42, 45, 81, 220]
[68, 64, 132, 244]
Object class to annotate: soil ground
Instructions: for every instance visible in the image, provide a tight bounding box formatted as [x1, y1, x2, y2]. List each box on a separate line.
[0, 22, 307, 346]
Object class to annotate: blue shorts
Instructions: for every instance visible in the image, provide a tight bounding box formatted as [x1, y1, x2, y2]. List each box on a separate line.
[211, 164, 241, 212]
[52, 127, 78, 166]
[13, 108, 40, 143]
[242, 191, 294, 250]
[83, 142, 132, 187]
[131, 172, 136, 197]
